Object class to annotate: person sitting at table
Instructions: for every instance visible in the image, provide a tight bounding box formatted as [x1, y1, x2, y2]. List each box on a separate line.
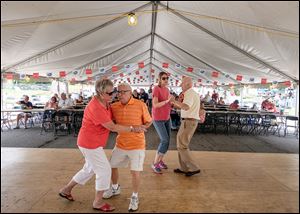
[211, 90, 219, 103]
[250, 103, 259, 111]
[13, 95, 33, 129]
[218, 97, 225, 105]
[58, 93, 73, 109]
[229, 100, 239, 110]
[261, 98, 277, 112]
[74, 96, 84, 105]
[45, 96, 58, 109]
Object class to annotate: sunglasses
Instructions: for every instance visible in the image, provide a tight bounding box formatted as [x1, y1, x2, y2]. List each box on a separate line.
[117, 90, 130, 94]
[105, 91, 115, 96]
[161, 77, 169, 81]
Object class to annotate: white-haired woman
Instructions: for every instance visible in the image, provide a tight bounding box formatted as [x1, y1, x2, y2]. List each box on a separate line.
[59, 79, 146, 212]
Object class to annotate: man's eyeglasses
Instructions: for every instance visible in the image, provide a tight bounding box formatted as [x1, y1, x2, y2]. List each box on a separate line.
[105, 91, 115, 96]
[161, 77, 169, 81]
[117, 90, 130, 94]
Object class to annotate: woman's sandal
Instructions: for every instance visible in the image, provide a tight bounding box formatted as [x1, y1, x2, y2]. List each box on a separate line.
[93, 203, 115, 212]
[59, 192, 74, 201]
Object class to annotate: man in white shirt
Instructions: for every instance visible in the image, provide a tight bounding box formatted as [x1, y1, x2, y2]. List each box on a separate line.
[170, 76, 201, 177]
[58, 93, 73, 109]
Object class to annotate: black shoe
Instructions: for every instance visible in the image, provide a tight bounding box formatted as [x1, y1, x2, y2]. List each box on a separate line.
[13, 126, 20, 129]
[173, 168, 186, 174]
[185, 170, 201, 177]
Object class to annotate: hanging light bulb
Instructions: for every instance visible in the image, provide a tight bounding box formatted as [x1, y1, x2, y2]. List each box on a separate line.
[128, 13, 137, 26]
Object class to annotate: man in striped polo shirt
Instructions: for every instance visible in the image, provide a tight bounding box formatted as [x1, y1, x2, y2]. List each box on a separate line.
[103, 83, 152, 212]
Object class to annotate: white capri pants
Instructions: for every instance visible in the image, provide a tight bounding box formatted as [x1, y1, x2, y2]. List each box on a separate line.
[72, 146, 111, 191]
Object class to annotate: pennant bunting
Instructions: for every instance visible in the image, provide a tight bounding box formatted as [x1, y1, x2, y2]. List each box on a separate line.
[236, 75, 243, 81]
[175, 64, 181, 69]
[46, 72, 53, 77]
[186, 67, 193, 72]
[284, 81, 291, 87]
[5, 73, 14, 80]
[32, 73, 39, 79]
[59, 71, 66, 77]
[225, 74, 230, 78]
[198, 79, 202, 82]
[19, 73, 26, 79]
[73, 70, 78, 75]
[85, 69, 92, 75]
[135, 71, 139, 75]
[200, 70, 205, 74]
[213, 81, 218, 85]
[261, 78, 267, 84]
[151, 69, 155, 73]
[249, 77, 255, 82]
[212, 71, 219, 78]
[112, 66, 118, 72]
[87, 77, 92, 81]
[162, 62, 169, 68]
[120, 73, 124, 77]
[138, 62, 144, 68]
[99, 68, 105, 73]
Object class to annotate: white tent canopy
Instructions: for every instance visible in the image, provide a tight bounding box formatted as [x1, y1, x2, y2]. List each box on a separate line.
[1, 1, 299, 86]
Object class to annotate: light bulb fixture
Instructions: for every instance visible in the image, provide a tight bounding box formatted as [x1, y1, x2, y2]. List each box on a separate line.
[128, 13, 137, 26]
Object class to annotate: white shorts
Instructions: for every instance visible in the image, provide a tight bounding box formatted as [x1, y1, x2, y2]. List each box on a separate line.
[110, 147, 145, 171]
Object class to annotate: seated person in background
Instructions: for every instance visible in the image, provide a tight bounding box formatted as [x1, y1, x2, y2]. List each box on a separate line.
[199, 102, 206, 124]
[14, 95, 33, 129]
[203, 91, 211, 103]
[211, 90, 219, 103]
[250, 103, 259, 111]
[58, 92, 73, 109]
[218, 97, 225, 105]
[45, 96, 58, 109]
[261, 98, 277, 112]
[229, 100, 239, 110]
[74, 96, 84, 105]
[139, 88, 149, 104]
[132, 89, 139, 99]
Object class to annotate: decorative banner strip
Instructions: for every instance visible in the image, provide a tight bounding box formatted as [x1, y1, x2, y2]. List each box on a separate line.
[59, 71, 66, 77]
[212, 71, 219, 78]
[236, 75, 243, 81]
[112, 66, 118, 72]
[162, 62, 169, 68]
[32, 73, 39, 79]
[138, 62, 144, 68]
[186, 67, 193, 72]
[261, 78, 267, 84]
[85, 69, 92, 75]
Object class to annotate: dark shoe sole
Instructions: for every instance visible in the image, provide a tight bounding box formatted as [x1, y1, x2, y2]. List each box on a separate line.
[185, 170, 201, 177]
[174, 168, 186, 174]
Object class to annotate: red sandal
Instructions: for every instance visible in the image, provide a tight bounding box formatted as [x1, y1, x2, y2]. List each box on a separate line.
[93, 203, 115, 212]
[59, 192, 74, 201]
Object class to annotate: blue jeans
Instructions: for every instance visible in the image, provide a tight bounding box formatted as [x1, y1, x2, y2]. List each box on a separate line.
[153, 120, 171, 155]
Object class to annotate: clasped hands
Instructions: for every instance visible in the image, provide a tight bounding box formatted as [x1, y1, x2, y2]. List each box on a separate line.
[131, 125, 148, 133]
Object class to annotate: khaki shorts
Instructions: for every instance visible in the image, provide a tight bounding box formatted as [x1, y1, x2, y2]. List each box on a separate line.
[110, 147, 145, 171]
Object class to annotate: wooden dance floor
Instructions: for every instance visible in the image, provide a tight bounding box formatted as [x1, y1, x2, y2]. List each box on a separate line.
[1, 148, 299, 213]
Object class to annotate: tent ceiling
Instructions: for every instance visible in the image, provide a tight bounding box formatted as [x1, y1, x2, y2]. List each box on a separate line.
[1, 1, 299, 86]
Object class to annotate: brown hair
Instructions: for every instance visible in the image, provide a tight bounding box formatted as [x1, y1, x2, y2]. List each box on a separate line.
[158, 71, 168, 87]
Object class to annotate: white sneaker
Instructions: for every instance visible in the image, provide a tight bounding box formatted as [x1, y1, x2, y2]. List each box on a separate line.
[102, 185, 121, 199]
[128, 196, 139, 212]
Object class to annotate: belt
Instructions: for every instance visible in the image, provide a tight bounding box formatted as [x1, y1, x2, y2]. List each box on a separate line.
[182, 118, 197, 121]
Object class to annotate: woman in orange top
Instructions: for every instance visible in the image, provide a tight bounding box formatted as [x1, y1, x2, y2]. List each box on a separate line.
[59, 79, 146, 212]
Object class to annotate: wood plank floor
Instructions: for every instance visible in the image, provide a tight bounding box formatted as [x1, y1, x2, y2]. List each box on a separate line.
[1, 148, 299, 213]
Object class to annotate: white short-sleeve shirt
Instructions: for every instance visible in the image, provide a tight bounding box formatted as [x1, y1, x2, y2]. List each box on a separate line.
[181, 88, 200, 120]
